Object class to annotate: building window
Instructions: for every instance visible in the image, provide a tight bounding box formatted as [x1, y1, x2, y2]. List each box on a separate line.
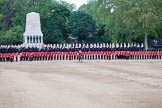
[27, 36, 29, 43]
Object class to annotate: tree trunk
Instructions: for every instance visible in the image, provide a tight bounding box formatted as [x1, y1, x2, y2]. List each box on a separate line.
[144, 35, 148, 50]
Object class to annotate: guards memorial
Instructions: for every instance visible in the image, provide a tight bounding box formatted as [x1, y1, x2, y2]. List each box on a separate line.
[23, 12, 43, 47]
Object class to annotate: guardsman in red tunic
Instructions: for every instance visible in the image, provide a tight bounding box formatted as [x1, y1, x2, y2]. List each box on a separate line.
[29, 52, 34, 61]
[62, 52, 66, 60]
[78, 49, 83, 62]
[2, 53, 6, 62]
[27, 52, 30, 61]
[132, 51, 136, 59]
[20, 52, 23, 61]
[89, 51, 92, 60]
[133, 51, 136, 59]
[148, 51, 151, 59]
[103, 51, 107, 60]
[91, 51, 94, 60]
[70, 52, 73, 60]
[100, 51, 104, 60]
[42, 52, 45, 60]
[33, 52, 36, 61]
[3, 53, 8, 62]
[56, 52, 59, 60]
[3, 53, 6, 62]
[96, 51, 100, 60]
[106, 51, 110, 60]
[53, 52, 56, 60]
[47, 52, 51, 60]
[110, 51, 115, 60]
[144, 51, 147, 59]
[157, 51, 161, 59]
[151, 51, 154, 59]
[153, 51, 157, 59]
[24, 52, 27, 61]
[141, 51, 144, 59]
[10, 53, 14, 62]
[68, 51, 72, 60]
[84, 51, 87, 60]
[15, 53, 18, 62]
[21, 52, 24, 61]
[160, 51, 162, 59]
[36, 52, 39, 61]
[35, 52, 39, 61]
[88, 51, 91, 60]
[5, 53, 9, 62]
[125, 51, 130, 60]
[22, 52, 25, 61]
[93, 51, 97, 60]
[37, 52, 40, 61]
[0, 53, 1, 62]
[1, 53, 3, 62]
[73, 51, 77, 60]
[117, 51, 120, 59]
[45, 52, 48, 60]
[129, 51, 132, 59]
[39, 52, 42, 61]
[43, 52, 45, 60]
[25, 52, 28, 61]
[50, 52, 53, 60]
[5, 53, 8, 62]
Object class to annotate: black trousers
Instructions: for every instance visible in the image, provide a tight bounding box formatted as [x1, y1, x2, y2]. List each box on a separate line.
[29, 57, 33, 61]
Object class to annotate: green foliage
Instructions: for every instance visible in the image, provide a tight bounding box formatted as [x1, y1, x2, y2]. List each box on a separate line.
[0, 0, 73, 44]
[0, 25, 23, 44]
[41, 3, 70, 44]
[67, 11, 96, 42]
[83, 0, 162, 46]
[0, 0, 162, 46]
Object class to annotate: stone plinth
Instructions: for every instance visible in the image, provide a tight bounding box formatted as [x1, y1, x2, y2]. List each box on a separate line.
[23, 12, 43, 46]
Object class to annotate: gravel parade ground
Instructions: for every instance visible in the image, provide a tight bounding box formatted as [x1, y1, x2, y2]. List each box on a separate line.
[0, 60, 162, 108]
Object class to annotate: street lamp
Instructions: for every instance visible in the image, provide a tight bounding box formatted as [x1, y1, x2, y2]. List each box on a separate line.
[131, 28, 135, 36]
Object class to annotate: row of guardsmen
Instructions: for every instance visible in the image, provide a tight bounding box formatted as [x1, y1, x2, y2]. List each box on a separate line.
[0, 43, 145, 53]
[0, 51, 162, 62]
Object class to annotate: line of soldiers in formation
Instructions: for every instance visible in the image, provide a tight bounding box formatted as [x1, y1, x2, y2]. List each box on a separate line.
[0, 51, 162, 62]
[0, 43, 145, 53]
[0, 43, 162, 62]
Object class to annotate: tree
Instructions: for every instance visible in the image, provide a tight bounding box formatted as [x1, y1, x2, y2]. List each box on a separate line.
[0, 0, 16, 30]
[113, 0, 162, 50]
[0, 25, 23, 44]
[40, 3, 70, 44]
[0, 0, 71, 44]
[85, 0, 162, 49]
[67, 11, 96, 42]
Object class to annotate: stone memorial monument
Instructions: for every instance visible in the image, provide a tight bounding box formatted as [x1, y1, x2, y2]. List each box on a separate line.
[23, 12, 43, 47]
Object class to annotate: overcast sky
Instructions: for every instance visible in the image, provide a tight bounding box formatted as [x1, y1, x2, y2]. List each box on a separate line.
[62, 0, 87, 9]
